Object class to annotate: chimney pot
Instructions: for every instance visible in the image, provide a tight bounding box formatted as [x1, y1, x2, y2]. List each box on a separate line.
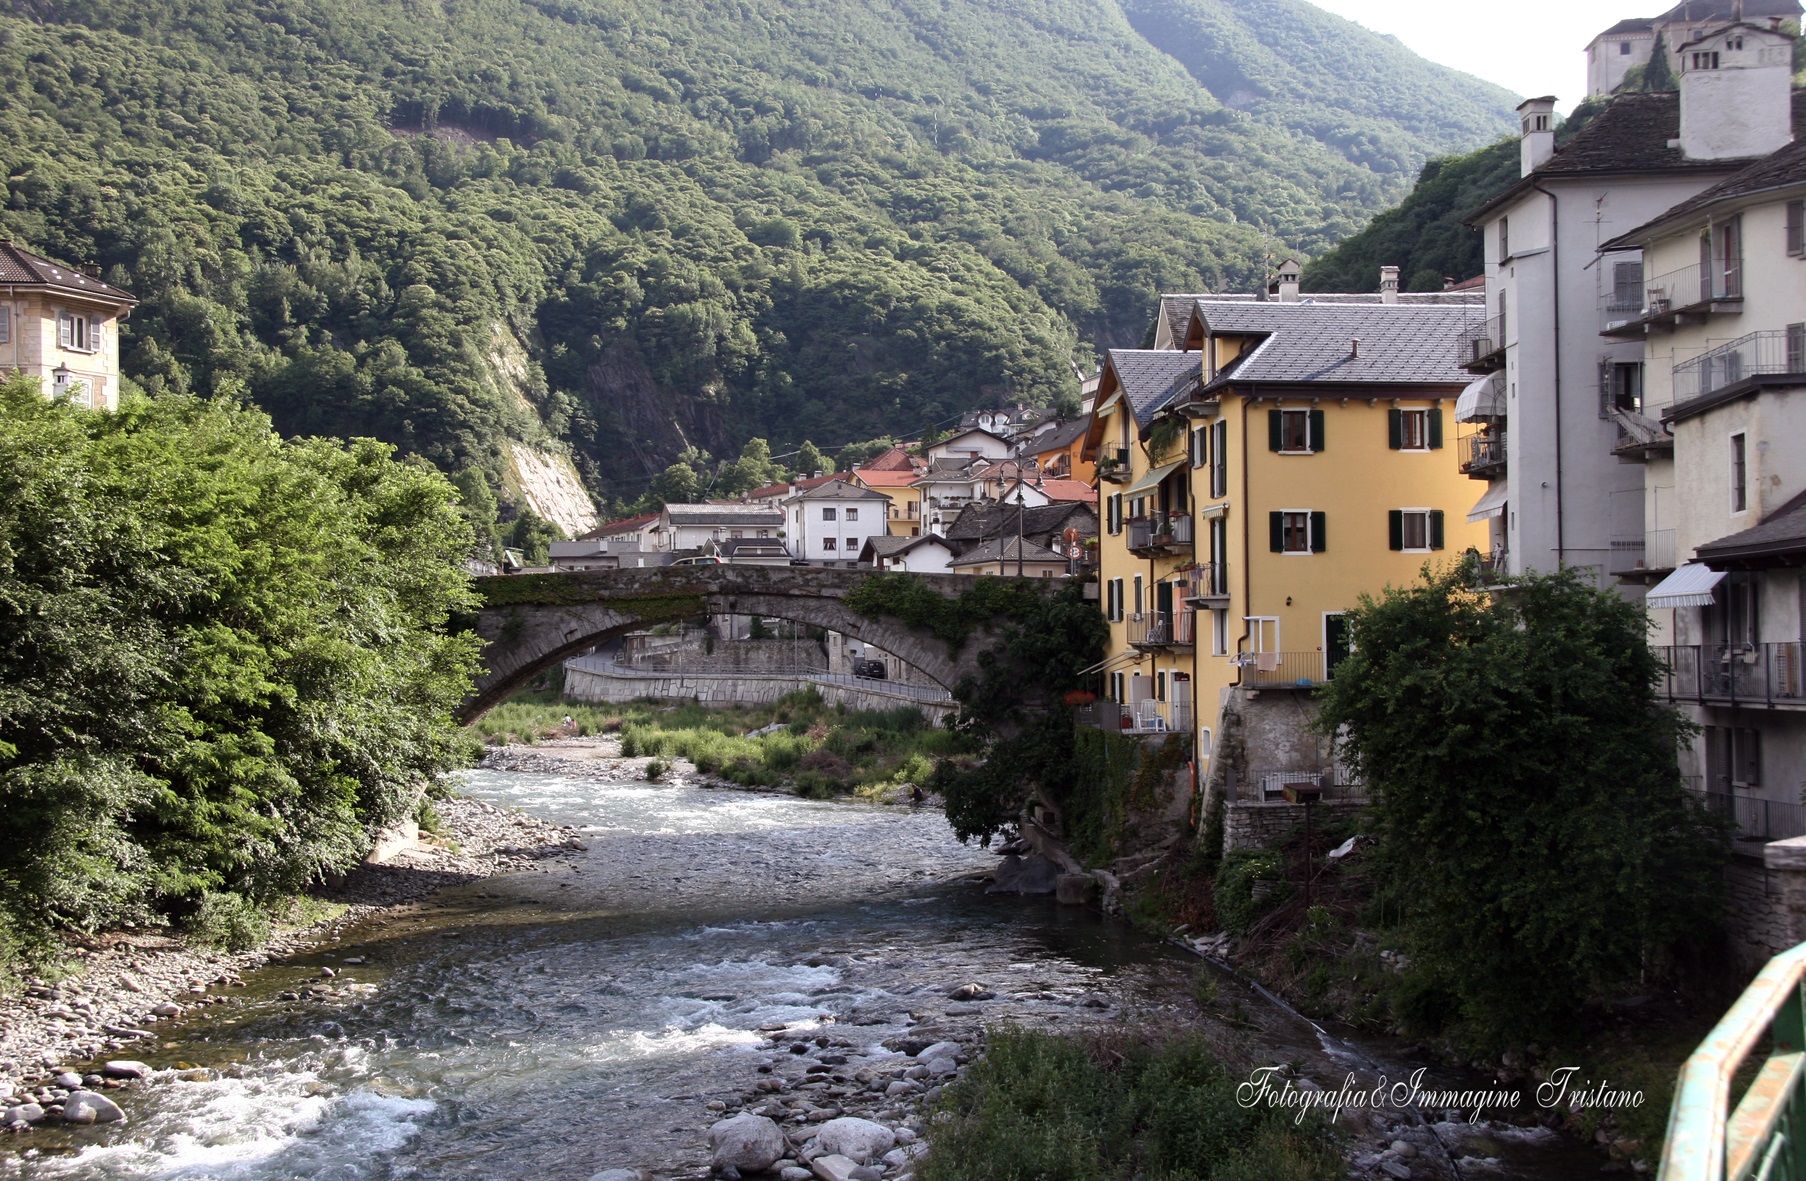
[1379, 265, 1400, 304]
[1276, 258, 1301, 303]
[1350, 338, 1361, 358]
[1516, 96, 1557, 176]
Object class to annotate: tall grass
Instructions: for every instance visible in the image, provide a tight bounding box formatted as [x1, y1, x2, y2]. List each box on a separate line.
[919, 1027, 1342, 1181]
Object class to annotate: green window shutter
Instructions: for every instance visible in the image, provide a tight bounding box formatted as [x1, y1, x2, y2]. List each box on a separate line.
[1387, 408, 1403, 450]
[1388, 510, 1404, 551]
[1267, 409, 1282, 451]
[1269, 511, 1284, 552]
[1430, 510, 1446, 550]
[1308, 409, 1326, 451]
[1310, 511, 1327, 553]
[1428, 408, 1444, 449]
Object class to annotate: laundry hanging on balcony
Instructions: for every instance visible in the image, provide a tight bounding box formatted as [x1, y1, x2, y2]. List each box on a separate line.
[1466, 482, 1508, 523]
[1646, 563, 1728, 610]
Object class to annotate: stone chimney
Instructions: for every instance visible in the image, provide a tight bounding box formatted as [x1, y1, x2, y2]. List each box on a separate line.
[1517, 96, 1556, 176]
[1379, 265, 1400, 304]
[1679, 23, 1794, 161]
[1276, 259, 1301, 303]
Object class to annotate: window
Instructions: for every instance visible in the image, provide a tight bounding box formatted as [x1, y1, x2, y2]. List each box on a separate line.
[1268, 408, 1323, 453]
[758, 529, 770, 538]
[845, 537, 858, 551]
[1388, 509, 1445, 552]
[823, 538, 838, 551]
[1156, 671, 1167, 702]
[731, 530, 744, 539]
[821, 507, 837, 521]
[1789, 324, 1806, 374]
[1388, 408, 1442, 450]
[1132, 574, 1144, 617]
[1106, 578, 1124, 622]
[1706, 726, 1762, 790]
[57, 310, 95, 352]
[1606, 362, 1644, 413]
[845, 507, 858, 521]
[1731, 432, 1748, 513]
[1107, 493, 1123, 534]
[1498, 216, 1510, 261]
[1190, 427, 1206, 469]
[1609, 259, 1644, 312]
[1716, 216, 1742, 298]
[1691, 50, 1720, 70]
[1246, 617, 1279, 653]
[1209, 420, 1228, 497]
[1788, 201, 1805, 257]
[1619, 40, 1632, 54]
[1111, 671, 1125, 703]
[1269, 510, 1326, 554]
[0, 307, 9, 345]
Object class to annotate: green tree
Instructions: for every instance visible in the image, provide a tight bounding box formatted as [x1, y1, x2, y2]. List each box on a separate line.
[795, 440, 835, 477]
[650, 461, 704, 507]
[717, 437, 785, 496]
[836, 437, 899, 471]
[450, 468, 503, 560]
[1645, 34, 1677, 92]
[1315, 565, 1724, 1047]
[0, 378, 478, 958]
[504, 505, 563, 564]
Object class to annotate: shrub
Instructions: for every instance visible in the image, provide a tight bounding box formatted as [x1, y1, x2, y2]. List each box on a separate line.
[1214, 851, 1292, 934]
[188, 892, 271, 952]
[644, 758, 671, 781]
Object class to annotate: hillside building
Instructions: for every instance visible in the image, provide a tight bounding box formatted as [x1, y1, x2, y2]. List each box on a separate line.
[782, 481, 890, 566]
[0, 240, 137, 411]
[1585, 1, 1800, 98]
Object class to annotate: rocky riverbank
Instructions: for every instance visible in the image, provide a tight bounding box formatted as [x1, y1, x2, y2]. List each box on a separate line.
[0, 793, 581, 1132]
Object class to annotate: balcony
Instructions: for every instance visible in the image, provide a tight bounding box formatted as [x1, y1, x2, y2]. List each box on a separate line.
[1473, 547, 1509, 581]
[1238, 651, 1329, 689]
[1458, 314, 1506, 373]
[1097, 446, 1131, 484]
[1126, 513, 1194, 556]
[1614, 529, 1676, 581]
[1600, 262, 1743, 339]
[1074, 699, 1193, 736]
[1239, 767, 1369, 805]
[1459, 431, 1507, 479]
[1130, 609, 1195, 651]
[1187, 560, 1231, 605]
[1660, 643, 1806, 708]
[1691, 789, 1806, 842]
[1671, 330, 1803, 405]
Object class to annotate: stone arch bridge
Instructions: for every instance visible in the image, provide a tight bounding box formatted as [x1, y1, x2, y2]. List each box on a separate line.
[460, 566, 1051, 721]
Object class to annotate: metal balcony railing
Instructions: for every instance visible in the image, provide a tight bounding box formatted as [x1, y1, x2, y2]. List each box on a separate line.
[1097, 446, 1131, 482]
[1242, 767, 1369, 804]
[1457, 314, 1506, 370]
[1129, 609, 1195, 649]
[1460, 432, 1506, 475]
[1691, 789, 1806, 842]
[1475, 548, 1509, 579]
[1073, 700, 1191, 735]
[1191, 560, 1230, 598]
[1646, 529, 1676, 572]
[1238, 651, 1328, 688]
[1672, 330, 1803, 403]
[1126, 514, 1194, 554]
[1660, 643, 1806, 706]
[1608, 535, 1646, 575]
[1603, 263, 1742, 338]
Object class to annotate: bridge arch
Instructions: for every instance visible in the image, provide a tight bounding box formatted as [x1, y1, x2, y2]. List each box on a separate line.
[460, 567, 1025, 722]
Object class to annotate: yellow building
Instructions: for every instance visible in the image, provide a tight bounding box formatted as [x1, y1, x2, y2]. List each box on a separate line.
[1086, 298, 1490, 779]
[851, 468, 926, 536]
[0, 240, 137, 410]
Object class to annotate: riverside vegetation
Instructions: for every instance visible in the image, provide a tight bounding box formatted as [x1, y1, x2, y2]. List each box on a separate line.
[1, 0, 1514, 511]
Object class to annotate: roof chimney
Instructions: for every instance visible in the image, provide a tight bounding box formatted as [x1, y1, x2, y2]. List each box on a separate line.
[1350, 338, 1361, 358]
[1379, 265, 1400, 304]
[1679, 23, 1793, 160]
[1517, 96, 1557, 176]
[1276, 259, 1301, 303]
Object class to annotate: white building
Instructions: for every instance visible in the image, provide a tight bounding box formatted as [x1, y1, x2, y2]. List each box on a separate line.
[1459, 45, 1800, 588]
[655, 503, 785, 553]
[1585, 2, 1800, 99]
[924, 426, 1011, 462]
[0, 240, 137, 411]
[859, 533, 956, 574]
[783, 481, 890, 566]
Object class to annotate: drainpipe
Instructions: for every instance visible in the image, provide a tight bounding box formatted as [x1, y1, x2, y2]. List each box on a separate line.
[1530, 178, 1565, 566]
[1237, 390, 1252, 668]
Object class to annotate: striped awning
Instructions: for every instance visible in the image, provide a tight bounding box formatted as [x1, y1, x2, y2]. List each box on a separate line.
[1198, 502, 1229, 520]
[1466, 483, 1508, 523]
[1123, 459, 1185, 497]
[1646, 563, 1727, 610]
[1456, 372, 1506, 422]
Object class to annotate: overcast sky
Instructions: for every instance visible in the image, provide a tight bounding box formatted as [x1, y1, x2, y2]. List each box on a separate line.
[1306, 0, 1656, 109]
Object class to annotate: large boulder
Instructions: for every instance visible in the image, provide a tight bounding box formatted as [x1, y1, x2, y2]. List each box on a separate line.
[3, 1103, 45, 1125]
[810, 1155, 860, 1181]
[988, 853, 1058, 894]
[811, 1117, 896, 1164]
[61, 1092, 125, 1125]
[102, 1060, 151, 1080]
[709, 1113, 785, 1172]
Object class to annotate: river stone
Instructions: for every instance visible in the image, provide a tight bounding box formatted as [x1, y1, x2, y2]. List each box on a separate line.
[914, 1041, 960, 1061]
[3, 1103, 44, 1124]
[810, 1154, 860, 1181]
[102, 1060, 151, 1080]
[61, 1091, 125, 1125]
[150, 1003, 182, 1018]
[709, 1112, 785, 1172]
[781, 1169, 812, 1181]
[988, 853, 1058, 895]
[588, 1171, 642, 1181]
[1055, 873, 1098, 905]
[923, 1056, 958, 1078]
[54, 1072, 82, 1090]
[811, 1117, 895, 1163]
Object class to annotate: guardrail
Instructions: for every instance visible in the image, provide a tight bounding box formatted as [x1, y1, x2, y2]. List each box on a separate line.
[1657, 939, 1806, 1181]
[1244, 767, 1368, 803]
[1127, 514, 1194, 553]
[1661, 644, 1806, 707]
[1461, 432, 1506, 475]
[1130, 609, 1195, 649]
[1673, 331, 1801, 403]
[1458, 314, 1506, 369]
[1239, 651, 1329, 688]
[1073, 701, 1191, 735]
[1692, 789, 1806, 842]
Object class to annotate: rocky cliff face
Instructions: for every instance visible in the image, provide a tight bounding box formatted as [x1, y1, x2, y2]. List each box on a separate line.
[507, 443, 600, 538]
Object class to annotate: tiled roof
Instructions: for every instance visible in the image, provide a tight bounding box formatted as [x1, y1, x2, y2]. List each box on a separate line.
[1103, 350, 1201, 427]
[1193, 301, 1479, 387]
[581, 512, 658, 539]
[1594, 16, 1655, 37]
[745, 473, 848, 499]
[1610, 136, 1806, 245]
[1158, 290, 1482, 344]
[1033, 479, 1098, 503]
[0, 241, 136, 304]
[664, 504, 785, 526]
[1697, 490, 1806, 565]
[862, 446, 920, 471]
[852, 468, 924, 487]
[944, 500, 1096, 542]
[949, 536, 1068, 566]
[784, 481, 890, 502]
[1658, 0, 1798, 24]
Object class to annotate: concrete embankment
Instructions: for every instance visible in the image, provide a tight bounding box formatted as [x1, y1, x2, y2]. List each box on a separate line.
[563, 657, 954, 719]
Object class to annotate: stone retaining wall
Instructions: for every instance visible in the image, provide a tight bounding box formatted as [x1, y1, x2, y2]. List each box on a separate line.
[1723, 852, 1794, 972]
[1223, 800, 1369, 853]
[563, 662, 953, 720]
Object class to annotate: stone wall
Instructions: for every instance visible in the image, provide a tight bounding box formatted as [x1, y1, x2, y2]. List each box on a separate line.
[563, 661, 952, 721]
[1223, 800, 1369, 853]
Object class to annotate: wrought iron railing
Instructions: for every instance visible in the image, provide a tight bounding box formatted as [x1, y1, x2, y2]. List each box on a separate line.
[1691, 789, 1806, 842]
[1239, 651, 1329, 688]
[1191, 560, 1230, 598]
[1127, 514, 1194, 552]
[1661, 643, 1806, 706]
[1073, 700, 1191, 735]
[1240, 767, 1369, 804]
[1457, 314, 1506, 368]
[1609, 535, 1647, 575]
[1461, 432, 1506, 475]
[1673, 331, 1802, 403]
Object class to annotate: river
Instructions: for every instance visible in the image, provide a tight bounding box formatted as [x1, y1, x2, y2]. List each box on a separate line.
[1, 765, 1602, 1180]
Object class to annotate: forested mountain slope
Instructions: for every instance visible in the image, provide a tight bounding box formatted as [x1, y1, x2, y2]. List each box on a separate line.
[0, 0, 1515, 505]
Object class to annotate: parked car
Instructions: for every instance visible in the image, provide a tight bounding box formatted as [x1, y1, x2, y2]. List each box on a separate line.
[853, 658, 888, 680]
[671, 554, 728, 566]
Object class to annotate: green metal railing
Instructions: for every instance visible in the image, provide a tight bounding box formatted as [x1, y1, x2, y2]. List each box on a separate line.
[1660, 942, 1806, 1181]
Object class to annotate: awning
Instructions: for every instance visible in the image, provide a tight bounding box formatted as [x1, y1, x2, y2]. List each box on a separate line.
[1123, 459, 1185, 497]
[1198, 501, 1229, 520]
[1646, 563, 1727, 610]
[1092, 390, 1123, 417]
[1456, 372, 1506, 422]
[1466, 483, 1508, 523]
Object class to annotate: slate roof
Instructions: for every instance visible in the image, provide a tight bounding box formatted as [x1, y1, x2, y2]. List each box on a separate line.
[784, 480, 890, 502]
[1595, 16, 1656, 37]
[949, 536, 1069, 566]
[0, 241, 136, 305]
[1469, 91, 1806, 224]
[746, 473, 848, 500]
[1658, 0, 1798, 23]
[581, 512, 658, 539]
[717, 537, 792, 558]
[944, 500, 1097, 544]
[1609, 136, 1806, 245]
[1192, 301, 1479, 387]
[1027, 417, 1090, 454]
[1697, 489, 1806, 566]
[1103, 350, 1201, 427]
[860, 533, 951, 559]
[664, 504, 785, 527]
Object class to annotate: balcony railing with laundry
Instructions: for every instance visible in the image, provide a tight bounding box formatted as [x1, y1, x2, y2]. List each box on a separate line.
[1237, 651, 1331, 688]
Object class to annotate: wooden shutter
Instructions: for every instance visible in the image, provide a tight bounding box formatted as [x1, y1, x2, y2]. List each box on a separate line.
[1387, 408, 1403, 450]
[1308, 409, 1325, 452]
[1269, 511, 1284, 552]
[1788, 324, 1805, 373]
[58, 311, 72, 349]
[1430, 510, 1445, 550]
[1310, 511, 1326, 553]
[1267, 409, 1282, 451]
[1388, 510, 1404, 551]
[1428, 408, 1444, 449]
[1212, 422, 1228, 497]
